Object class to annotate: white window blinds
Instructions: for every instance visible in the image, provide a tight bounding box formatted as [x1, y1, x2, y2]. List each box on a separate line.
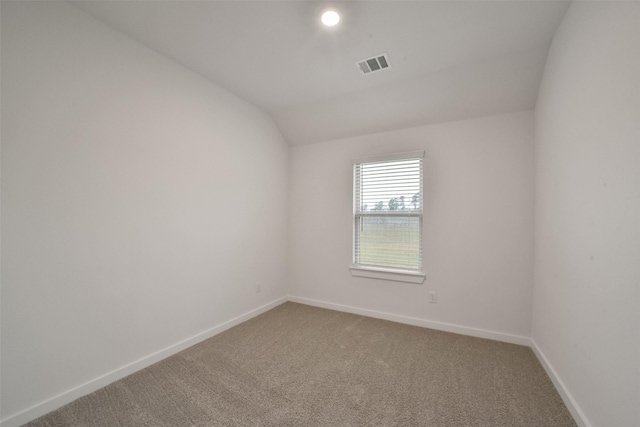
[353, 152, 423, 272]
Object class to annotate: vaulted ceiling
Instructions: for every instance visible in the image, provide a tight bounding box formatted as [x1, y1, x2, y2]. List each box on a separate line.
[72, 1, 570, 145]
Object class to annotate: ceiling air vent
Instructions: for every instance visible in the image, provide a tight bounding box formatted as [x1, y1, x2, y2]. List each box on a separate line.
[356, 53, 391, 75]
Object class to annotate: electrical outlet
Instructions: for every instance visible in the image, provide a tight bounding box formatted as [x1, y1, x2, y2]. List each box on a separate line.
[429, 291, 437, 303]
[255, 282, 261, 293]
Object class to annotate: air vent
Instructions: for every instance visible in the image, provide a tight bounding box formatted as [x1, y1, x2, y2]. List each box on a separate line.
[356, 53, 391, 75]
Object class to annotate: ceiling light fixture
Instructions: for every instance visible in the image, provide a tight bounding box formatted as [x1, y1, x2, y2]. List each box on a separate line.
[321, 10, 340, 27]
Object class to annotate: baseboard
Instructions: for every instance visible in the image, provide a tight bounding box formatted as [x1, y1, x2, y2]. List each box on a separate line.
[287, 295, 531, 346]
[2, 296, 589, 427]
[288, 296, 591, 426]
[530, 339, 593, 427]
[0, 297, 288, 427]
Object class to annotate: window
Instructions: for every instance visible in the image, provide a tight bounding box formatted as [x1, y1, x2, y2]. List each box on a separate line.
[351, 151, 425, 283]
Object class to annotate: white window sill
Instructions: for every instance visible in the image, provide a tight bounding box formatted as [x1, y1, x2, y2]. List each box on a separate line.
[349, 265, 426, 284]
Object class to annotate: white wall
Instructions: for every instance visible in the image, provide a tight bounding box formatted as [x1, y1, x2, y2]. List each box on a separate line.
[0, 1, 288, 423]
[289, 111, 535, 340]
[533, 2, 640, 426]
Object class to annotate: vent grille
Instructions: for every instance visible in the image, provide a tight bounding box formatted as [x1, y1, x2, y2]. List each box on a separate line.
[356, 53, 391, 75]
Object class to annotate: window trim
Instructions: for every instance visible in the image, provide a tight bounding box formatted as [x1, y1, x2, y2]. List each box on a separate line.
[351, 150, 425, 284]
[349, 265, 426, 284]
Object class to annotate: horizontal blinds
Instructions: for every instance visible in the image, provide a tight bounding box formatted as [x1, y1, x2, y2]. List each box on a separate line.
[354, 156, 423, 271]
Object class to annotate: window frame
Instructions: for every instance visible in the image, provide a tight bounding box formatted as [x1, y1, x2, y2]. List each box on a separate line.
[350, 151, 426, 284]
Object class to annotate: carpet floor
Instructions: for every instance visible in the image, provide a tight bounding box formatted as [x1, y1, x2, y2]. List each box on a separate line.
[25, 302, 577, 426]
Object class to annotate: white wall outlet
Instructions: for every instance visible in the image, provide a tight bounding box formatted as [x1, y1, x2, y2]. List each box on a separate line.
[429, 291, 437, 303]
[255, 282, 261, 293]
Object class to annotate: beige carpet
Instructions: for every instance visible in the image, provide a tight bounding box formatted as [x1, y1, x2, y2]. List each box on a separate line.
[25, 302, 576, 426]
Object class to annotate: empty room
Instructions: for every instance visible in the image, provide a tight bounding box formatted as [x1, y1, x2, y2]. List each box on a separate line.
[1, 1, 638, 426]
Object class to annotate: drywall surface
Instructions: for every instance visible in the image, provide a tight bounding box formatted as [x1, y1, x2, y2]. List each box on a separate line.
[1, 1, 288, 421]
[289, 111, 535, 339]
[533, 2, 640, 426]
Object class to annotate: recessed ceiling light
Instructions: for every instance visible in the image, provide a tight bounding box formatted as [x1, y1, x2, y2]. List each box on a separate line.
[321, 10, 340, 27]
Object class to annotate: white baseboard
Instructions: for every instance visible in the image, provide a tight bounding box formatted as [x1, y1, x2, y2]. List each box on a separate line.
[289, 296, 590, 426]
[0, 297, 287, 427]
[2, 296, 589, 427]
[287, 295, 531, 346]
[530, 339, 592, 427]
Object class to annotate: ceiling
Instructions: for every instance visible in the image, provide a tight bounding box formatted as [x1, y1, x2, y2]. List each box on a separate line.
[71, 1, 570, 145]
